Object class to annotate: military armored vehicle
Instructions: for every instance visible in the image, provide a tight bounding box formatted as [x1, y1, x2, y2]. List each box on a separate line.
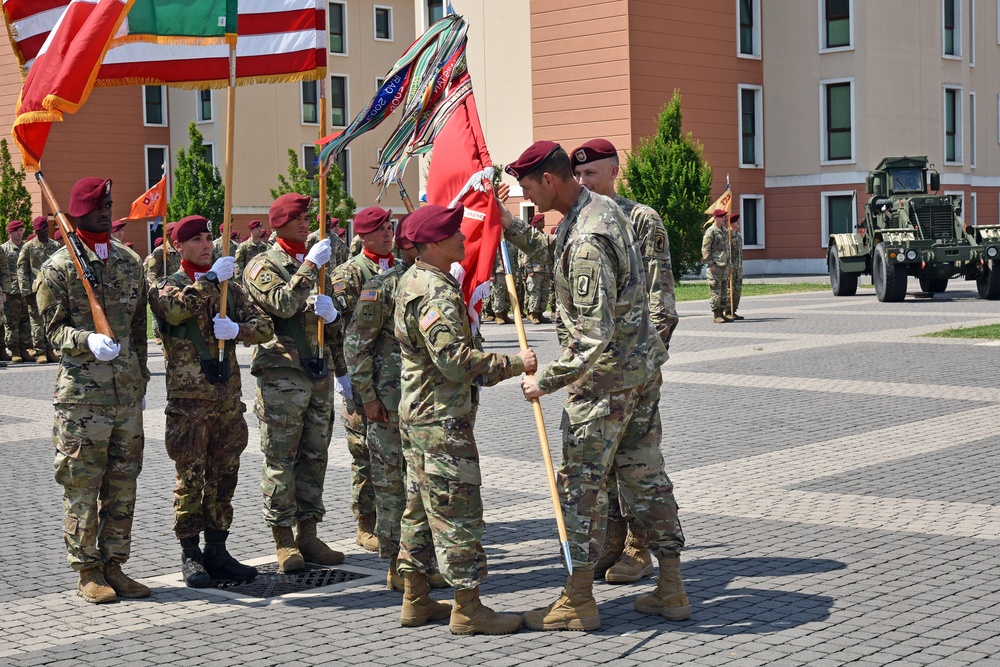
[827, 155, 1000, 301]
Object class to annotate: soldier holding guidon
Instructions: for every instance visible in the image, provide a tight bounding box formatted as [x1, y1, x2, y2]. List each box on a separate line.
[702, 209, 733, 323]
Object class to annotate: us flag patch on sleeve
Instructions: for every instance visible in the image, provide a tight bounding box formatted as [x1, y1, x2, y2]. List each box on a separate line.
[360, 289, 378, 301]
[420, 309, 441, 330]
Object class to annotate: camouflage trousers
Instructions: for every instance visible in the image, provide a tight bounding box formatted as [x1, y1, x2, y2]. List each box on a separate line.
[559, 369, 684, 570]
[255, 368, 334, 527]
[4, 294, 30, 352]
[729, 271, 743, 313]
[488, 273, 510, 314]
[53, 402, 144, 571]
[397, 416, 486, 590]
[27, 298, 47, 350]
[342, 400, 376, 521]
[524, 272, 551, 316]
[368, 410, 406, 558]
[164, 397, 248, 539]
[707, 264, 732, 312]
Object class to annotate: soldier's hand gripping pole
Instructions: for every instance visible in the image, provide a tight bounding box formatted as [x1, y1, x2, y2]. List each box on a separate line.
[35, 171, 115, 340]
[501, 240, 573, 575]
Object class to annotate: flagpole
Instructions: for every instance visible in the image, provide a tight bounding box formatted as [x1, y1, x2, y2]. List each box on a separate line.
[162, 217, 167, 277]
[316, 79, 328, 350]
[217, 42, 237, 363]
[396, 177, 415, 213]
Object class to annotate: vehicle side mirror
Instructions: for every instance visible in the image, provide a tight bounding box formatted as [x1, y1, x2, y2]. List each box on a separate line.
[929, 171, 940, 191]
[871, 176, 883, 197]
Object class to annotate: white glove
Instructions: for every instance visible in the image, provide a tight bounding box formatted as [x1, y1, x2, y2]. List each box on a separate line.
[314, 294, 338, 322]
[209, 255, 236, 282]
[305, 238, 332, 267]
[87, 333, 120, 362]
[334, 374, 353, 399]
[213, 315, 240, 340]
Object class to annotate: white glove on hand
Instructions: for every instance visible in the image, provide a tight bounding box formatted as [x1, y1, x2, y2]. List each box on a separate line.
[305, 238, 332, 267]
[87, 333, 120, 362]
[334, 374, 353, 400]
[213, 315, 240, 341]
[314, 294, 338, 322]
[209, 255, 236, 282]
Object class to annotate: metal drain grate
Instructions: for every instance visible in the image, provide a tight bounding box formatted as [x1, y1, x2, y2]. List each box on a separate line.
[216, 563, 370, 599]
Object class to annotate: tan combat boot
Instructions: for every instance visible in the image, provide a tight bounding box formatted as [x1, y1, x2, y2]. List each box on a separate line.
[296, 518, 344, 566]
[522, 570, 600, 631]
[594, 516, 627, 579]
[712, 309, 729, 324]
[400, 571, 452, 627]
[272, 525, 305, 573]
[10, 348, 24, 364]
[493, 312, 511, 325]
[355, 513, 378, 552]
[77, 566, 117, 604]
[527, 313, 541, 324]
[427, 570, 449, 588]
[605, 521, 654, 583]
[634, 555, 691, 621]
[104, 561, 151, 598]
[387, 556, 404, 592]
[450, 587, 522, 635]
[35, 351, 48, 363]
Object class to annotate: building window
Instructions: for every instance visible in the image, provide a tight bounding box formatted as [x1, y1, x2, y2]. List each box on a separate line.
[143, 85, 166, 126]
[822, 0, 852, 49]
[374, 6, 392, 40]
[376, 76, 386, 90]
[738, 85, 763, 167]
[330, 75, 348, 127]
[943, 0, 961, 57]
[970, 0, 976, 65]
[303, 145, 319, 179]
[970, 91, 977, 167]
[427, 0, 444, 27]
[944, 86, 962, 164]
[145, 146, 168, 190]
[336, 148, 351, 194]
[329, 2, 346, 54]
[821, 192, 856, 246]
[822, 80, 854, 162]
[197, 89, 212, 122]
[739, 196, 764, 247]
[302, 80, 319, 125]
[520, 202, 537, 224]
[737, 0, 760, 57]
[970, 191, 978, 226]
[203, 142, 214, 167]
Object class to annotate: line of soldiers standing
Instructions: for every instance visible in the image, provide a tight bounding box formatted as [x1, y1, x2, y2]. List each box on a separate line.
[481, 213, 554, 325]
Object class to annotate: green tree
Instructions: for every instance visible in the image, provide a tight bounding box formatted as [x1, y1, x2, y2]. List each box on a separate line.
[271, 148, 356, 229]
[0, 139, 33, 243]
[167, 123, 225, 231]
[618, 90, 713, 278]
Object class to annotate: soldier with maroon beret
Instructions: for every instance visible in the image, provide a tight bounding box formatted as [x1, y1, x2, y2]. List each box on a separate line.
[2, 219, 32, 362]
[18, 214, 61, 362]
[234, 219, 269, 283]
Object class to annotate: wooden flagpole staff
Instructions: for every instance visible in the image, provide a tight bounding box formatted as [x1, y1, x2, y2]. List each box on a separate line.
[316, 80, 329, 350]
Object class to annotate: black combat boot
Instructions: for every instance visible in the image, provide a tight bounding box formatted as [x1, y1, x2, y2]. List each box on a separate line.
[180, 536, 212, 588]
[202, 530, 258, 582]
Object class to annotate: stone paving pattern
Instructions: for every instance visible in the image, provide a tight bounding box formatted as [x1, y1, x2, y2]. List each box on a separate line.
[2, 281, 999, 665]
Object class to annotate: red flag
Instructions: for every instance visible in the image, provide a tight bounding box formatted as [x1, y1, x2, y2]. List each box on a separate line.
[11, 0, 132, 170]
[425, 85, 501, 327]
[126, 175, 167, 220]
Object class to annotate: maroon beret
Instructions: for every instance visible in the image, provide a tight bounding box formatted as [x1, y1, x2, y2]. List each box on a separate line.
[530, 213, 545, 226]
[570, 139, 617, 169]
[505, 141, 560, 180]
[730, 214, 740, 223]
[269, 193, 311, 228]
[33, 215, 48, 231]
[125, 241, 134, 249]
[154, 237, 163, 248]
[26, 233, 35, 241]
[354, 207, 392, 235]
[68, 177, 112, 217]
[7, 219, 24, 233]
[247, 219, 262, 230]
[111, 219, 127, 232]
[394, 214, 414, 251]
[407, 205, 464, 244]
[231, 231, 242, 241]
[713, 209, 727, 217]
[53, 228, 62, 240]
[164, 221, 176, 235]
[173, 215, 211, 243]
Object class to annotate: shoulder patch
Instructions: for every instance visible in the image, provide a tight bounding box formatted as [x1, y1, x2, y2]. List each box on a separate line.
[420, 308, 441, 331]
[652, 226, 667, 254]
[248, 262, 264, 280]
[333, 281, 347, 293]
[360, 289, 378, 301]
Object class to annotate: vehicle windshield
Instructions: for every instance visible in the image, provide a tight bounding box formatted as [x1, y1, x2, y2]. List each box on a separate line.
[890, 168, 923, 193]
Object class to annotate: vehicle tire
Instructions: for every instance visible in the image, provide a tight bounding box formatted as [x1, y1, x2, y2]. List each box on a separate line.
[873, 242, 907, 302]
[918, 276, 949, 293]
[828, 246, 859, 297]
[977, 260, 1000, 300]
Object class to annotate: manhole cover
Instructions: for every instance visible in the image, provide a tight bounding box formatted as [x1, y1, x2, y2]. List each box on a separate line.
[217, 563, 371, 599]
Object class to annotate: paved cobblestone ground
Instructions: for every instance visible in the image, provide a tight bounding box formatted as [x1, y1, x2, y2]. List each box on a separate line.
[2, 280, 999, 666]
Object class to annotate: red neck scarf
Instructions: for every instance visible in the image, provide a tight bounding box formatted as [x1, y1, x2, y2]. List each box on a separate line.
[363, 247, 394, 271]
[181, 259, 211, 282]
[277, 238, 307, 263]
[75, 228, 110, 262]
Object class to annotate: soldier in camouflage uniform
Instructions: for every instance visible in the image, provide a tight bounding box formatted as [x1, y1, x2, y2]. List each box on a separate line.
[0, 222, 13, 362]
[211, 223, 238, 261]
[2, 220, 31, 362]
[571, 138, 681, 583]
[487, 243, 517, 324]
[503, 142, 688, 631]
[394, 204, 535, 634]
[244, 193, 345, 573]
[518, 214, 552, 324]
[149, 215, 274, 588]
[702, 209, 733, 323]
[234, 219, 269, 283]
[37, 177, 150, 604]
[726, 214, 745, 321]
[329, 207, 397, 552]
[349, 232, 362, 256]
[19, 215, 61, 363]
[144, 223, 182, 285]
[307, 215, 351, 269]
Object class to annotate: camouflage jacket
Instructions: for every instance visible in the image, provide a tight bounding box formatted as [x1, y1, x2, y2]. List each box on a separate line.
[36, 240, 149, 405]
[243, 243, 346, 377]
[504, 187, 667, 400]
[307, 229, 351, 268]
[143, 247, 181, 286]
[519, 240, 551, 275]
[349, 235, 362, 256]
[330, 252, 383, 326]
[2, 240, 22, 293]
[212, 236, 238, 259]
[18, 237, 61, 296]
[701, 224, 731, 268]
[493, 243, 519, 276]
[615, 195, 678, 345]
[394, 260, 524, 425]
[0, 243, 10, 295]
[730, 231, 743, 273]
[345, 260, 410, 412]
[149, 270, 273, 400]
[234, 239, 269, 282]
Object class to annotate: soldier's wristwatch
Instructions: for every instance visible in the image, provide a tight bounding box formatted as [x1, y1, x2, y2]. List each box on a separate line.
[202, 271, 220, 286]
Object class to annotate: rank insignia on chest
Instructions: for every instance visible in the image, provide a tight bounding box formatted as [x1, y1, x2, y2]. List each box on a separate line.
[333, 281, 347, 293]
[420, 308, 441, 330]
[360, 289, 378, 301]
